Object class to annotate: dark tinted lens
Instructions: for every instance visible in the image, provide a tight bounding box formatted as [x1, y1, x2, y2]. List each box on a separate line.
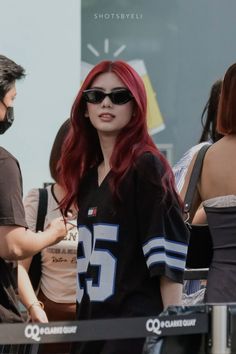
[83, 89, 133, 104]
[111, 90, 132, 104]
[83, 90, 105, 103]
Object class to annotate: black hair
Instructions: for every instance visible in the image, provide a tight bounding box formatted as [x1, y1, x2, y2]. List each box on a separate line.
[199, 79, 223, 143]
[49, 119, 71, 183]
[0, 55, 25, 100]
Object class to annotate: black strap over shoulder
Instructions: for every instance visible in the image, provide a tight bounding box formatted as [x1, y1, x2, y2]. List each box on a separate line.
[184, 144, 211, 214]
[28, 187, 48, 291]
[36, 188, 48, 232]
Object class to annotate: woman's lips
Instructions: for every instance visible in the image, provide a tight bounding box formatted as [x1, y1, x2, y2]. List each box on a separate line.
[99, 113, 115, 121]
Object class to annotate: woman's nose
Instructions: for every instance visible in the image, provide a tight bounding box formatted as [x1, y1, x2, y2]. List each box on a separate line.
[101, 95, 113, 107]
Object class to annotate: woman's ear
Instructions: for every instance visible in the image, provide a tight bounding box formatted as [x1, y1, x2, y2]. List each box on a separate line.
[84, 109, 89, 118]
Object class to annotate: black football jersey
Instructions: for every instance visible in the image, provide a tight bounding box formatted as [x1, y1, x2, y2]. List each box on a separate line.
[73, 153, 189, 354]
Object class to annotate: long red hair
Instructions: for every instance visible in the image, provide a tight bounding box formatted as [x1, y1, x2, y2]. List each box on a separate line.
[217, 62, 236, 135]
[58, 60, 178, 213]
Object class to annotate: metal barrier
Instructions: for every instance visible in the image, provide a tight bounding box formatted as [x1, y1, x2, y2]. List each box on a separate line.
[228, 305, 236, 354]
[0, 311, 208, 345]
[2, 304, 236, 353]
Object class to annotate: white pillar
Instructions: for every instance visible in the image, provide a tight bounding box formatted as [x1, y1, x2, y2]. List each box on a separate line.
[211, 305, 230, 354]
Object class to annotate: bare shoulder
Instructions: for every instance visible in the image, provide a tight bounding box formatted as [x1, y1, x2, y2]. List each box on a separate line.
[203, 137, 236, 170]
[201, 136, 236, 198]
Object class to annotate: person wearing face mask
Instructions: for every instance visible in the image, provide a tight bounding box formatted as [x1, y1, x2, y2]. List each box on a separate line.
[0, 68, 16, 134]
[0, 54, 73, 327]
[0, 102, 14, 134]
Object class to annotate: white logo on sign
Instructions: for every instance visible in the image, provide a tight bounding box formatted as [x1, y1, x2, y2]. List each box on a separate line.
[146, 319, 162, 335]
[25, 325, 41, 342]
[24, 324, 77, 342]
[146, 318, 197, 335]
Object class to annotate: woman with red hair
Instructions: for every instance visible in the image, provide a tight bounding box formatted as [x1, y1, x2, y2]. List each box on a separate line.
[59, 60, 189, 354]
[181, 62, 236, 303]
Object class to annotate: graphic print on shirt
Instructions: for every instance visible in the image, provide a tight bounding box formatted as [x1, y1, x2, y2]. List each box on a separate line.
[77, 223, 119, 302]
[46, 227, 78, 264]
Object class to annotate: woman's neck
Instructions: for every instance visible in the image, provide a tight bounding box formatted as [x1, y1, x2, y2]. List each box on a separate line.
[53, 183, 77, 215]
[97, 133, 116, 186]
[98, 133, 116, 169]
[53, 183, 65, 203]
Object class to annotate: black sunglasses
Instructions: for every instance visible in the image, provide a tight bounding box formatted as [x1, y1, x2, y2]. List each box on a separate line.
[82, 89, 133, 105]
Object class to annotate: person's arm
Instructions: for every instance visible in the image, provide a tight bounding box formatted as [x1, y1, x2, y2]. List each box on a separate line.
[0, 217, 72, 260]
[17, 188, 72, 322]
[0, 158, 72, 259]
[18, 258, 48, 322]
[160, 276, 183, 309]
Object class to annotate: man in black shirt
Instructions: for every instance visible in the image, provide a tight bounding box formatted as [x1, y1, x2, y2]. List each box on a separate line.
[0, 54, 72, 324]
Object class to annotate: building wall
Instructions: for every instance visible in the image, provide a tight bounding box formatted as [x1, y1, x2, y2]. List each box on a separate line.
[0, 0, 81, 194]
[82, 0, 236, 164]
[1, 0, 236, 193]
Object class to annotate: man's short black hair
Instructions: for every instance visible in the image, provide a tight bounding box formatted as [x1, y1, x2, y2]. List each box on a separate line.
[0, 55, 25, 100]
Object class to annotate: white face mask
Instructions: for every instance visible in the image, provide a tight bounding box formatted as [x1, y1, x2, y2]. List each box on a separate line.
[0, 102, 14, 134]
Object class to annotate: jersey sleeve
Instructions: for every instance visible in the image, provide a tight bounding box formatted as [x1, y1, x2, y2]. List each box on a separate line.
[0, 155, 27, 227]
[23, 188, 40, 232]
[135, 153, 189, 283]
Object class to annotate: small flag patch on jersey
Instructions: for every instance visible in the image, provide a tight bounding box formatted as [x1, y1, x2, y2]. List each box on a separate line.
[88, 207, 97, 217]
